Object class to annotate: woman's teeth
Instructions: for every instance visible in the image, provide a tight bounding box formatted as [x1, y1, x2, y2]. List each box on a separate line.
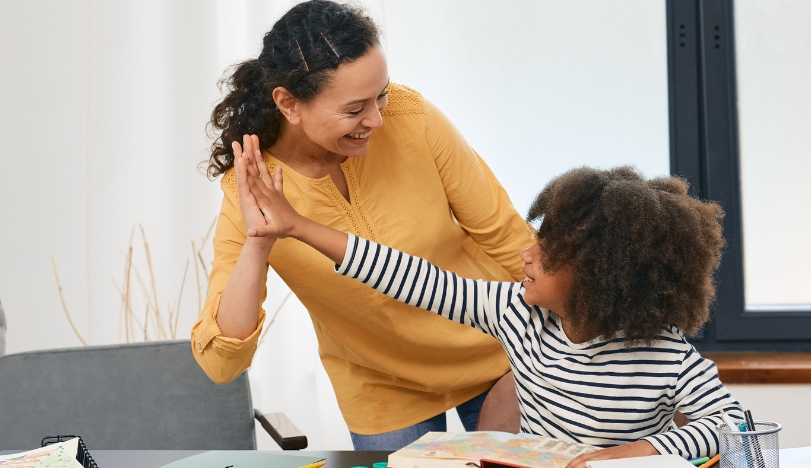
[525, 277, 535, 283]
[347, 131, 371, 140]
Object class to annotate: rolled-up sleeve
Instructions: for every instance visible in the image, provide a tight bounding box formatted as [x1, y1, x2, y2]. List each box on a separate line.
[191, 173, 267, 384]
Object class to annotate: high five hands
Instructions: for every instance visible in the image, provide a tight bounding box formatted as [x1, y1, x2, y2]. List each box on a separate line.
[233, 134, 301, 240]
[234, 134, 348, 263]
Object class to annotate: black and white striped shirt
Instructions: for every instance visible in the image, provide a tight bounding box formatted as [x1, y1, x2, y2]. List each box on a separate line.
[336, 235, 742, 458]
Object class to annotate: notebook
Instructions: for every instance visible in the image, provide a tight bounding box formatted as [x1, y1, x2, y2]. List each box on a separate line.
[159, 451, 325, 468]
[387, 431, 598, 468]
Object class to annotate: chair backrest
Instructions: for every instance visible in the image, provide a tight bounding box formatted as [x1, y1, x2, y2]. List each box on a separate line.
[476, 371, 521, 433]
[0, 340, 256, 450]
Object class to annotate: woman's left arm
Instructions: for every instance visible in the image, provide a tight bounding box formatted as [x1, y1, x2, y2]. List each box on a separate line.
[423, 99, 535, 281]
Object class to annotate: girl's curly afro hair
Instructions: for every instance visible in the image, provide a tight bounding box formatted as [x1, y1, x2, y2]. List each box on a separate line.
[527, 166, 725, 343]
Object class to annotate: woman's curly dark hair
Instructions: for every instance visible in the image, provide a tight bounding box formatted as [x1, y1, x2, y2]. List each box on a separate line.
[527, 166, 725, 343]
[205, 0, 380, 178]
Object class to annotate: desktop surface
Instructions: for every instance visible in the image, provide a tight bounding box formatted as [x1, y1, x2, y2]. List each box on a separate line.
[0, 449, 393, 468]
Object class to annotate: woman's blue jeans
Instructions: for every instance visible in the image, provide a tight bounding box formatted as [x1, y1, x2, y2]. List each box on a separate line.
[349, 390, 489, 450]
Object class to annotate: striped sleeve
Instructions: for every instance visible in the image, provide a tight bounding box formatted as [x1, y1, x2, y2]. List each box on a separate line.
[335, 234, 509, 336]
[643, 344, 743, 458]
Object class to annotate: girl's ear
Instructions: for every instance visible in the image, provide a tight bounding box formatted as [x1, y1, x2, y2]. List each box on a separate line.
[272, 87, 301, 125]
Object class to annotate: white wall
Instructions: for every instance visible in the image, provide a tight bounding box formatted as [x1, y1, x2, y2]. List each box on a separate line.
[1, 0, 809, 452]
[728, 385, 811, 448]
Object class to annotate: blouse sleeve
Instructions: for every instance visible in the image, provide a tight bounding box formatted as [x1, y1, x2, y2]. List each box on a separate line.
[190, 177, 267, 385]
[423, 99, 535, 281]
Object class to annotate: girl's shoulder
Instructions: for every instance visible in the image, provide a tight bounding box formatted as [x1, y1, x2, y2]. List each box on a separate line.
[382, 83, 426, 117]
[656, 325, 694, 352]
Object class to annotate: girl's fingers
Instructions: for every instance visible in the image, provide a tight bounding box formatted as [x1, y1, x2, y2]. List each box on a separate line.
[273, 166, 284, 193]
[255, 149, 273, 187]
[248, 226, 271, 237]
[244, 153, 260, 179]
[250, 134, 262, 176]
[247, 162, 274, 201]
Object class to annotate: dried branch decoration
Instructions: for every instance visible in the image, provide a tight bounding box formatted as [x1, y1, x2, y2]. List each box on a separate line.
[51, 216, 290, 347]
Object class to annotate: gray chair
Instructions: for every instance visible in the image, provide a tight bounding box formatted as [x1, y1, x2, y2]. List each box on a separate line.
[0, 340, 306, 450]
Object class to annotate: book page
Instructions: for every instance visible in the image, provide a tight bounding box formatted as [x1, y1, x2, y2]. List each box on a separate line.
[0, 439, 83, 468]
[390, 432, 598, 468]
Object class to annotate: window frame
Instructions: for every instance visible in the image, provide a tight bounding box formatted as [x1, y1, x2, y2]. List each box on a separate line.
[666, 0, 811, 351]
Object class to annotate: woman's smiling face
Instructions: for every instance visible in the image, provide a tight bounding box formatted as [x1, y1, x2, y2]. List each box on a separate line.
[295, 45, 389, 158]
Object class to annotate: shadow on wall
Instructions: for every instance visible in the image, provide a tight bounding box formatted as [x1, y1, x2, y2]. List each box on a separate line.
[0, 300, 6, 356]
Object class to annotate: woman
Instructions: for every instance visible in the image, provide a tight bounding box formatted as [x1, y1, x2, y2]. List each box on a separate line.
[191, 0, 533, 450]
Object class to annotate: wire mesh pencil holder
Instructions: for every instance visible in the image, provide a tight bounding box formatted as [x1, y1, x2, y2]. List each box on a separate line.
[717, 420, 781, 468]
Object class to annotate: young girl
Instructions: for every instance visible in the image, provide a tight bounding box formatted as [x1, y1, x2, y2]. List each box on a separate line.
[237, 148, 742, 466]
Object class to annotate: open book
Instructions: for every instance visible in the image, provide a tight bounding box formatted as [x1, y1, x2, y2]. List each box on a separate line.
[0, 438, 83, 468]
[388, 432, 598, 468]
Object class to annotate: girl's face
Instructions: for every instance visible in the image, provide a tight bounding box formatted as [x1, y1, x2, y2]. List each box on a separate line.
[520, 243, 573, 316]
[296, 46, 390, 158]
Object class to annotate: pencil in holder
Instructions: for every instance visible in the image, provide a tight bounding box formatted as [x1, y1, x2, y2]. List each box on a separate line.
[717, 419, 781, 468]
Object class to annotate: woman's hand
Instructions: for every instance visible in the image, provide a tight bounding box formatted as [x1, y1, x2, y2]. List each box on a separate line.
[241, 143, 302, 239]
[234, 134, 274, 246]
[566, 440, 659, 468]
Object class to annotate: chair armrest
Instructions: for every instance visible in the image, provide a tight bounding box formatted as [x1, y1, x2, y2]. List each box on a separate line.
[254, 409, 308, 450]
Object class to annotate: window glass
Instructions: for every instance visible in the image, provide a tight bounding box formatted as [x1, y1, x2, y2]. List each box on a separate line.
[735, 0, 811, 309]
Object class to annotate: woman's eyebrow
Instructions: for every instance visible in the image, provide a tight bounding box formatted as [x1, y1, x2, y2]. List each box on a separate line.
[341, 80, 391, 106]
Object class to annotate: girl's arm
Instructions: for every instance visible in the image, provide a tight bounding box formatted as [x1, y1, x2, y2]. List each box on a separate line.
[641, 345, 743, 459]
[245, 161, 511, 337]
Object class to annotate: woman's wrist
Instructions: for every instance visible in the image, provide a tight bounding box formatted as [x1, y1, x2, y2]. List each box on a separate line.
[244, 236, 275, 256]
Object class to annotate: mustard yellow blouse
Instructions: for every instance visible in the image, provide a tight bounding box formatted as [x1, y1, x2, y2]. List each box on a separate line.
[191, 84, 535, 434]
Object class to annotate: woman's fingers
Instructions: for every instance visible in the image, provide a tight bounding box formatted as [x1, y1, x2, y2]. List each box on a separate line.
[233, 142, 251, 199]
[242, 134, 253, 157]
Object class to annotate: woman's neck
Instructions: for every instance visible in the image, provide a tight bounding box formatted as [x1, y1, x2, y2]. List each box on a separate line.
[269, 124, 347, 179]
